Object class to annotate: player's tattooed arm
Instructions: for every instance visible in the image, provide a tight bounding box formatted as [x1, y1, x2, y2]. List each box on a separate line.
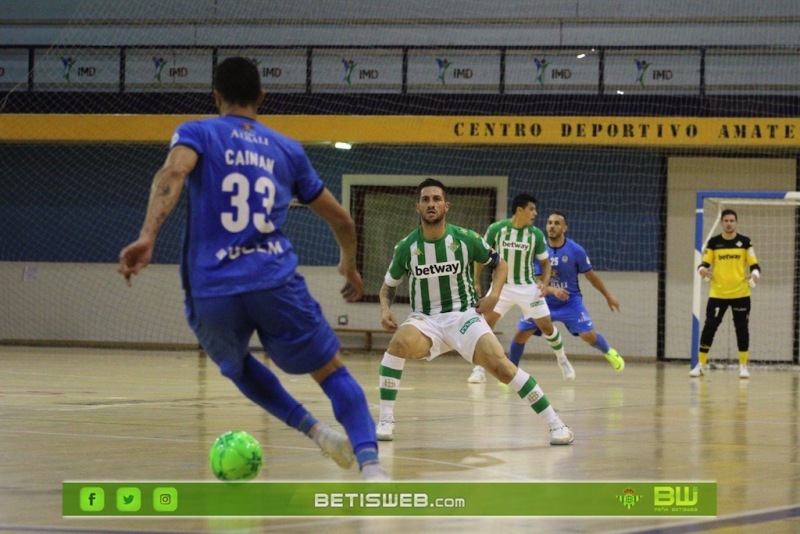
[380, 283, 397, 309]
[139, 146, 197, 240]
[119, 146, 196, 286]
[150, 183, 174, 228]
[140, 171, 183, 239]
[379, 283, 399, 331]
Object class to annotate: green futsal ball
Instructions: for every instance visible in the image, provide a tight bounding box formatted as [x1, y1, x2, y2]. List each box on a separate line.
[209, 430, 263, 481]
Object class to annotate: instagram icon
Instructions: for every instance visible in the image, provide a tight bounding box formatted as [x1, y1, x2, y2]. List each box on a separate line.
[153, 487, 178, 512]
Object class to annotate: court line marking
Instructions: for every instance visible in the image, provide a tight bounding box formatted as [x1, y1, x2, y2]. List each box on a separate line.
[611, 502, 800, 533]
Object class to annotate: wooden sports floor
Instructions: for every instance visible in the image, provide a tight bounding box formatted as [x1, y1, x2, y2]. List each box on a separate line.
[1, 346, 799, 533]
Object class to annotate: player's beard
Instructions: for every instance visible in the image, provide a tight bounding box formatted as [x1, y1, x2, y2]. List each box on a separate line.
[421, 209, 445, 226]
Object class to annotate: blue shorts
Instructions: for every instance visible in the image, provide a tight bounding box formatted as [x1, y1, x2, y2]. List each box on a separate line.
[185, 273, 339, 374]
[518, 298, 595, 337]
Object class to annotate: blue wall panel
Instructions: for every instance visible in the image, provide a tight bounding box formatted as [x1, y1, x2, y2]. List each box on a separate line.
[1, 144, 662, 271]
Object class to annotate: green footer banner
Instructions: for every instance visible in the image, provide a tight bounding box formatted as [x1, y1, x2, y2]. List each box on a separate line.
[63, 481, 717, 517]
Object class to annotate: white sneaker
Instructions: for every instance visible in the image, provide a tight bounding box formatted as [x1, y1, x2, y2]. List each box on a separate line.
[360, 462, 390, 481]
[376, 414, 395, 441]
[689, 363, 705, 377]
[739, 365, 750, 379]
[315, 425, 355, 469]
[557, 358, 576, 381]
[468, 366, 486, 383]
[549, 425, 574, 445]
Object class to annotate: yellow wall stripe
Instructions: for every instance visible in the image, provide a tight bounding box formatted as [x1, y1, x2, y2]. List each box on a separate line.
[1, 114, 798, 147]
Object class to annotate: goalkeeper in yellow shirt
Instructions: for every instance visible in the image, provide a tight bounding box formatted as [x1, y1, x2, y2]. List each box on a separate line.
[692, 209, 761, 379]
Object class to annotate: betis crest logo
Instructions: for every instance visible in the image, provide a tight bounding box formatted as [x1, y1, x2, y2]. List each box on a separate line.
[617, 488, 641, 510]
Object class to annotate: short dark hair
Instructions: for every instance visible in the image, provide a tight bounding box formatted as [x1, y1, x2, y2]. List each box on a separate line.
[550, 210, 567, 224]
[721, 209, 738, 221]
[511, 193, 537, 214]
[417, 178, 447, 200]
[213, 57, 261, 107]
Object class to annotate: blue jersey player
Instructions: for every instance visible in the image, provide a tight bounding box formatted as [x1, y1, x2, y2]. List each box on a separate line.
[118, 57, 387, 481]
[510, 211, 625, 376]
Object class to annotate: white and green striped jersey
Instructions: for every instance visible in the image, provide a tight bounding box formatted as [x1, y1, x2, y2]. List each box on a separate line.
[385, 224, 495, 315]
[484, 219, 548, 285]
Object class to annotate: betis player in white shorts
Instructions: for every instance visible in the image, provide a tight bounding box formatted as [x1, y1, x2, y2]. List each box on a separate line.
[468, 193, 574, 384]
[376, 179, 573, 446]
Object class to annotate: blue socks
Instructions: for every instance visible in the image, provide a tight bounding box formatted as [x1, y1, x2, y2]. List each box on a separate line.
[219, 355, 378, 468]
[320, 367, 379, 467]
[222, 355, 319, 437]
[508, 339, 525, 366]
[222, 354, 306, 423]
[593, 334, 610, 354]
[509, 333, 611, 363]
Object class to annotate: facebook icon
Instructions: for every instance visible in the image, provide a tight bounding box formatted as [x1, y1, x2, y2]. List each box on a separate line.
[79, 487, 104, 512]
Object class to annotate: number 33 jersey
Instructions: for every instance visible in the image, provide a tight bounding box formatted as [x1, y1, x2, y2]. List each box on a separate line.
[172, 116, 325, 297]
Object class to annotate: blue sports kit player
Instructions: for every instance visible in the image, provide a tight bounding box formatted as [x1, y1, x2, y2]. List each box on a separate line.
[117, 57, 387, 481]
[510, 211, 624, 377]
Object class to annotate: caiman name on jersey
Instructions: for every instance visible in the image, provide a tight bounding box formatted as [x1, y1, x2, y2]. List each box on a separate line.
[500, 239, 530, 251]
[413, 261, 462, 278]
[224, 149, 275, 173]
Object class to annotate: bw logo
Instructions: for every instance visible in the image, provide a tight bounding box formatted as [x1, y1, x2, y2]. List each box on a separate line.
[525, 390, 540, 404]
[383, 378, 397, 388]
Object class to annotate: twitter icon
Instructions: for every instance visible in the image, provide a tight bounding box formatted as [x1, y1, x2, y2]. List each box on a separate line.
[116, 487, 141, 512]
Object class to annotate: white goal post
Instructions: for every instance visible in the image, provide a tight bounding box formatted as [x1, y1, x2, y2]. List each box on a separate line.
[691, 190, 800, 368]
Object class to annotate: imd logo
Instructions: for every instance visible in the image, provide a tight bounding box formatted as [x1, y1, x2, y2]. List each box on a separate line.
[635, 58, 673, 87]
[342, 58, 357, 85]
[534, 57, 550, 86]
[152, 56, 167, 82]
[436, 58, 452, 85]
[61, 56, 77, 82]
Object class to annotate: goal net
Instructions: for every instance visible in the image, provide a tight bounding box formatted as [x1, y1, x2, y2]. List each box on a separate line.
[692, 191, 800, 367]
[0, 1, 797, 361]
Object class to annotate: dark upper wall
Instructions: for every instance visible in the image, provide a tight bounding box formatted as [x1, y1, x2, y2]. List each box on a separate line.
[1, 0, 799, 47]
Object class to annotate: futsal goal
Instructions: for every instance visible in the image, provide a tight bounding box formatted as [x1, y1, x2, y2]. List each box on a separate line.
[691, 191, 800, 368]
